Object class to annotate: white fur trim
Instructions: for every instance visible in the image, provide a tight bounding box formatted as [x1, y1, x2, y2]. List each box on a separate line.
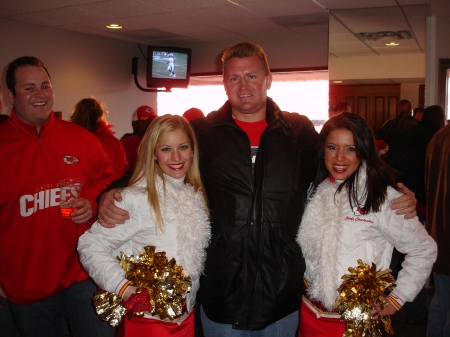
[158, 176, 211, 281]
[297, 178, 342, 310]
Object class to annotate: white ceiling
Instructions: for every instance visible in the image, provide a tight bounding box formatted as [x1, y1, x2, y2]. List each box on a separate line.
[1, 0, 449, 57]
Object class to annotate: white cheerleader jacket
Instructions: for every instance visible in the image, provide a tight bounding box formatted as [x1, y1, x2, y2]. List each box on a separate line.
[78, 174, 211, 322]
[297, 169, 436, 312]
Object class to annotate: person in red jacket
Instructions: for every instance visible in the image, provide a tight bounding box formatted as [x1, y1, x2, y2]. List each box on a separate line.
[71, 96, 129, 178]
[0, 56, 116, 337]
[120, 105, 157, 171]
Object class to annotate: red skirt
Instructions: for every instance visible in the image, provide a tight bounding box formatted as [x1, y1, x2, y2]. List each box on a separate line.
[117, 310, 195, 337]
[298, 297, 346, 337]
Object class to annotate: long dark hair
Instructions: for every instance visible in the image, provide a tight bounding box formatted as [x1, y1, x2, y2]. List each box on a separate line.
[314, 113, 399, 214]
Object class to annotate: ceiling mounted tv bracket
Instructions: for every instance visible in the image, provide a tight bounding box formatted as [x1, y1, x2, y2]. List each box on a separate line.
[131, 57, 171, 93]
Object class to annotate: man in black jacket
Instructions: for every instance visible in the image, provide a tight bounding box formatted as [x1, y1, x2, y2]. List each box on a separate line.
[191, 43, 318, 335]
[98, 42, 417, 337]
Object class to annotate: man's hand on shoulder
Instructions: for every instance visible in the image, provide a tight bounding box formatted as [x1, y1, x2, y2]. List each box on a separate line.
[97, 189, 129, 228]
[391, 183, 417, 219]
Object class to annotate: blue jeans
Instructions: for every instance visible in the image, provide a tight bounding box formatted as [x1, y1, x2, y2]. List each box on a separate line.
[427, 272, 450, 337]
[8, 279, 116, 337]
[200, 305, 298, 337]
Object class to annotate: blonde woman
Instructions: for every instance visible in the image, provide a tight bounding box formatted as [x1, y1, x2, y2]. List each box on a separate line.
[78, 115, 210, 337]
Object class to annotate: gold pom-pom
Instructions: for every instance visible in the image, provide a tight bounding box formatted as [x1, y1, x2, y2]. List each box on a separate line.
[93, 246, 192, 326]
[335, 260, 396, 337]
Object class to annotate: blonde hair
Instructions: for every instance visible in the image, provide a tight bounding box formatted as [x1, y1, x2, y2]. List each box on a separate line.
[129, 114, 208, 231]
[70, 97, 108, 132]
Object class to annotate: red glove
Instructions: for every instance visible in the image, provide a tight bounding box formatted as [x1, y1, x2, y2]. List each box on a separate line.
[121, 290, 153, 313]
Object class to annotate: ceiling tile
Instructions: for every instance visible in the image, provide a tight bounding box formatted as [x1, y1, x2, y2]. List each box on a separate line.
[333, 7, 409, 33]
[214, 18, 282, 32]
[10, 6, 115, 26]
[180, 4, 261, 24]
[269, 12, 329, 29]
[315, 0, 397, 11]
[77, 0, 169, 18]
[140, 0, 230, 11]
[128, 12, 206, 28]
[0, 0, 104, 17]
[241, 0, 326, 17]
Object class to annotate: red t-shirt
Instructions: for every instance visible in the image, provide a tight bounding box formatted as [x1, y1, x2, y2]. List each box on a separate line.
[234, 118, 267, 169]
[234, 118, 267, 146]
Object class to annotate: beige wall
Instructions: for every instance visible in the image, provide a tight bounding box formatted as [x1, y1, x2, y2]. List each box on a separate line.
[400, 83, 424, 110]
[329, 53, 425, 81]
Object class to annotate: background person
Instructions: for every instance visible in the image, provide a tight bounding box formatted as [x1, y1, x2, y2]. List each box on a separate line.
[0, 88, 19, 337]
[71, 96, 129, 178]
[378, 99, 419, 145]
[425, 121, 450, 337]
[413, 107, 424, 121]
[297, 113, 436, 337]
[121, 105, 157, 171]
[0, 56, 116, 337]
[78, 115, 210, 337]
[183, 108, 205, 123]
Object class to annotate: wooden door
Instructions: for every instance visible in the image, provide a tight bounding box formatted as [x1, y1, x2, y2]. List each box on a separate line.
[329, 84, 400, 134]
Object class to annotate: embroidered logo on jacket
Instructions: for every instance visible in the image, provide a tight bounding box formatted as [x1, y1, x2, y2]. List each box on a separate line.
[63, 155, 79, 165]
[345, 206, 374, 223]
[353, 206, 365, 215]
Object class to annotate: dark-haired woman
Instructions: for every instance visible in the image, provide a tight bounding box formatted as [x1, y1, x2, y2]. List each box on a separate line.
[71, 97, 129, 178]
[296, 113, 437, 337]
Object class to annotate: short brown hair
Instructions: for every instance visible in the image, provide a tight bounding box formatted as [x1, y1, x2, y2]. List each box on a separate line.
[6, 56, 51, 96]
[222, 42, 270, 75]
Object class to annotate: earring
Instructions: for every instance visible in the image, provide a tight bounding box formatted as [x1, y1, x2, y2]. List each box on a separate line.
[191, 153, 194, 157]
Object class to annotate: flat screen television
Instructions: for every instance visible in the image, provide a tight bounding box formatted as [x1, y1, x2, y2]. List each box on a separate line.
[147, 46, 191, 89]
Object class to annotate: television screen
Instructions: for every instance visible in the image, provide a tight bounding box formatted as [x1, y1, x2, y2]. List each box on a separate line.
[147, 46, 191, 89]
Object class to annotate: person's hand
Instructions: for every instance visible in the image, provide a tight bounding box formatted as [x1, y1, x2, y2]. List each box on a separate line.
[122, 285, 137, 301]
[98, 189, 129, 228]
[70, 198, 93, 224]
[370, 297, 397, 319]
[391, 183, 417, 219]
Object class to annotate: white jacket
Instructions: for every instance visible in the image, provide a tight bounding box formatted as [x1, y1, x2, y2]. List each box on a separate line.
[297, 172, 437, 312]
[78, 174, 211, 321]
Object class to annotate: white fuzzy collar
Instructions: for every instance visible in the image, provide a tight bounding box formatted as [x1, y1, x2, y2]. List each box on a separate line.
[156, 175, 211, 281]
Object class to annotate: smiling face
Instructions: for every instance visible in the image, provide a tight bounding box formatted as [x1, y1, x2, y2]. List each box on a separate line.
[223, 55, 272, 122]
[324, 129, 361, 181]
[7, 65, 54, 130]
[155, 129, 193, 179]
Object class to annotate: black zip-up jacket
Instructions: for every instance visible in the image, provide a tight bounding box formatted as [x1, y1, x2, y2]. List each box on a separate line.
[192, 98, 318, 330]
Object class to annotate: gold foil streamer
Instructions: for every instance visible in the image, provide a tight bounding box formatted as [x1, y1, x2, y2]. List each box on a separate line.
[334, 260, 396, 337]
[93, 246, 192, 326]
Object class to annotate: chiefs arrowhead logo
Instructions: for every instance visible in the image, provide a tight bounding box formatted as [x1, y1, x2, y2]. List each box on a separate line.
[352, 206, 366, 216]
[63, 155, 79, 165]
